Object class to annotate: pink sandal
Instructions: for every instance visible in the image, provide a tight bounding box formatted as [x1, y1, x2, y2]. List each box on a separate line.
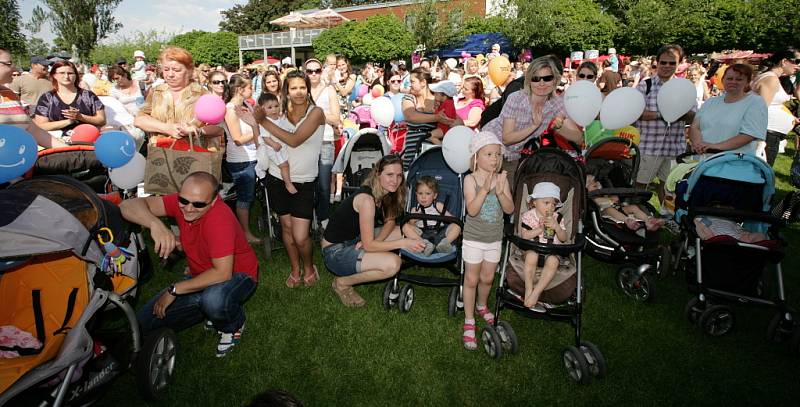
[463, 322, 478, 350]
[476, 305, 495, 325]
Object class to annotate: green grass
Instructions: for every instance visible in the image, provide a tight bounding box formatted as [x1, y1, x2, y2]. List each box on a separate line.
[98, 149, 800, 407]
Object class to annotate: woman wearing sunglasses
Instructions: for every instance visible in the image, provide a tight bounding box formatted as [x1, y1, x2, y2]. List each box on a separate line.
[306, 58, 341, 233]
[383, 68, 403, 97]
[751, 48, 799, 166]
[481, 56, 583, 178]
[207, 71, 228, 99]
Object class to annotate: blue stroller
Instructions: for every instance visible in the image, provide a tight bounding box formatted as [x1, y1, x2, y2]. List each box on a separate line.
[382, 147, 465, 314]
[672, 152, 796, 345]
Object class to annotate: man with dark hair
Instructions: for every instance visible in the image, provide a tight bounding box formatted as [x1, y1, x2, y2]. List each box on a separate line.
[9, 55, 53, 109]
[634, 44, 694, 212]
[120, 171, 259, 357]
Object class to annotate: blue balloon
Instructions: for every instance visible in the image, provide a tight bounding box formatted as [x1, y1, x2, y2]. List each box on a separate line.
[391, 93, 405, 123]
[0, 125, 38, 184]
[94, 131, 135, 168]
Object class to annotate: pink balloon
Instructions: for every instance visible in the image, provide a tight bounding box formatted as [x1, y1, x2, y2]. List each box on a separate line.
[194, 94, 226, 125]
[357, 84, 369, 98]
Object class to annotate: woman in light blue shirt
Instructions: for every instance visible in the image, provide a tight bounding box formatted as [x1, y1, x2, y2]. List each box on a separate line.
[689, 63, 767, 155]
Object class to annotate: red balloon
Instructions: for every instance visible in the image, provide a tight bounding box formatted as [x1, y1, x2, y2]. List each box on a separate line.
[71, 124, 101, 144]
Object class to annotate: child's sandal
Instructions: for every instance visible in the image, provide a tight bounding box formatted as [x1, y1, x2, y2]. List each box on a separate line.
[463, 323, 478, 350]
[476, 306, 495, 326]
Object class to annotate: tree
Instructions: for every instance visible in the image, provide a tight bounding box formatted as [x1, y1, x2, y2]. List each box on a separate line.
[504, 0, 618, 55]
[405, 0, 465, 55]
[89, 30, 172, 65]
[27, 0, 122, 61]
[26, 38, 51, 57]
[0, 0, 26, 55]
[219, 0, 320, 34]
[313, 14, 415, 64]
[168, 31, 240, 66]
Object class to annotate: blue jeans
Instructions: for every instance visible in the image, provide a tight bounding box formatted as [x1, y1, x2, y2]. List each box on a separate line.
[315, 142, 335, 223]
[226, 160, 257, 209]
[137, 273, 257, 334]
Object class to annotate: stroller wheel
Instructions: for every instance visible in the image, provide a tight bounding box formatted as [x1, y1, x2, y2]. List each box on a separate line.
[496, 321, 519, 355]
[684, 297, 703, 325]
[481, 325, 503, 360]
[398, 284, 415, 313]
[136, 328, 177, 401]
[382, 281, 398, 310]
[579, 341, 607, 379]
[700, 305, 735, 337]
[447, 286, 462, 317]
[616, 267, 655, 302]
[562, 346, 591, 384]
[766, 312, 795, 343]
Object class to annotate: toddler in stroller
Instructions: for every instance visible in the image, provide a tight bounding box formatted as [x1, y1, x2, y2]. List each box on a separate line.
[519, 182, 568, 309]
[587, 174, 665, 233]
[402, 175, 461, 256]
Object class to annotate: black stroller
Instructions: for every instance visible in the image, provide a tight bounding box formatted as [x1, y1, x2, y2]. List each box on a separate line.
[672, 152, 796, 346]
[383, 147, 464, 314]
[332, 128, 392, 197]
[583, 138, 670, 302]
[487, 148, 605, 384]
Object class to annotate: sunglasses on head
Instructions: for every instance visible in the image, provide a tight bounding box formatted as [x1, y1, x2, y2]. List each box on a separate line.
[305, 68, 322, 74]
[578, 73, 595, 79]
[531, 75, 554, 83]
[211, 80, 226, 85]
[178, 196, 211, 208]
[659, 61, 677, 66]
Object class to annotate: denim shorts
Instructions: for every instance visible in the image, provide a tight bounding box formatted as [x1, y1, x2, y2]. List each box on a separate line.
[226, 160, 257, 208]
[322, 238, 365, 277]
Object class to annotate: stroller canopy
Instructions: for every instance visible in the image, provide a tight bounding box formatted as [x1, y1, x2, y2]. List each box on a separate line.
[683, 152, 775, 212]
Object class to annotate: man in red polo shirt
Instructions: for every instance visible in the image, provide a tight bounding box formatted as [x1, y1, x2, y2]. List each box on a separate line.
[120, 171, 258, 357]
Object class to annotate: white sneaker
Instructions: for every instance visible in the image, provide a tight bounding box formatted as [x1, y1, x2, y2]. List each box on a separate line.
[216, 323, 244, 358]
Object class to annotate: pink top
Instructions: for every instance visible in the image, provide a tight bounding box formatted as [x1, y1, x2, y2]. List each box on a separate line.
[455, 98, 485, 128]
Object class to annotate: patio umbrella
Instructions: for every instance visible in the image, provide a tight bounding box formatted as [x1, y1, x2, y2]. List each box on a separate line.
[269, 12, 321, 64]
[304, 8, 350, 28]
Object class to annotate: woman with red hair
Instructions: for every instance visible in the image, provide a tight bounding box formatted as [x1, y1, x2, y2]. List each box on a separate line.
[33, 60, 106, 134]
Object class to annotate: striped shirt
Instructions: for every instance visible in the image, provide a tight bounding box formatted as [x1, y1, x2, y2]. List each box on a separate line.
[0, 86, 32, 127]
[402, 93, 436, 169]
[481, 91, 566, 161]
[634, 75, 691, 156]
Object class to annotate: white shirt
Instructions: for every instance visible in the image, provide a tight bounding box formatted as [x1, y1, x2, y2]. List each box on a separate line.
[268, 107, 323, 183]
[223, 102, 258, 163]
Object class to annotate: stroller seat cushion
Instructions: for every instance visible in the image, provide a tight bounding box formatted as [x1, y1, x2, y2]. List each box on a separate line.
[400, 249, 458, 264]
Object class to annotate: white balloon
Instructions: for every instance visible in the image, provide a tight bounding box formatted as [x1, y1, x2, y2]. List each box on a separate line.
[600, 87, 645, 130]
[564, 81, 602, 127]
[370, 96, 395, 127]
[657, 77, 696, 123]
[109, 152, 145, 190]
[362, 93, 374, 106]
[442, 126, 475, 173]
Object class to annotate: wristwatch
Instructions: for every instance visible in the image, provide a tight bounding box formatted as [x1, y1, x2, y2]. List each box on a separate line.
[168, 284, 178, 296]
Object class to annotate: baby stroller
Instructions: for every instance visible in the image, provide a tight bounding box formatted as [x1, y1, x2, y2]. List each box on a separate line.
[583, 138, 669, 302]
[383, 147, 464, 314]
[488, 148, 606, 385]
[672, 152, 796, 344]
[332, 128, 392, 197]
[32, 145, 111, 194]
[0, 176, 176, 406]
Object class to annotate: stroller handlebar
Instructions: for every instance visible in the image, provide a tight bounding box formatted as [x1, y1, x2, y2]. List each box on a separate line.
[588, 188, 652, 201]
[676, 148, 724, 163]
[399, 213, 464, 228]
[505, 234, 587, 255]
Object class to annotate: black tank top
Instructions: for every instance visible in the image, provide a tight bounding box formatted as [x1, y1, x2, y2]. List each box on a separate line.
[324, 187, 384, 243]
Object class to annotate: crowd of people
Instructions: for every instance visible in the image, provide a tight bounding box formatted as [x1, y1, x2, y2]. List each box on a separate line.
[1, 41, 798, 357]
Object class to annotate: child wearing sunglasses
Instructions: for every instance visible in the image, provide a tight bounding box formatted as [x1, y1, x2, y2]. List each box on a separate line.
[255, 92, 296, 194]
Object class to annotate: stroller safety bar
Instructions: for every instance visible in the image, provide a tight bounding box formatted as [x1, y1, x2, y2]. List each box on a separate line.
[506, 234, 586, 255]
[587, 188, 652, 200]
[399, 213, 464, 228]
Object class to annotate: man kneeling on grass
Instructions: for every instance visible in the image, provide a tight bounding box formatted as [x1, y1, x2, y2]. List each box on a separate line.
[120, 171, 259, 357]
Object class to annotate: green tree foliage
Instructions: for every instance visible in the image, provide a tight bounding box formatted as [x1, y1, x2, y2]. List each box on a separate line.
[506, 0, 617, 55]
[27, 0, 122, 61]
[462, 15, 509, 37]
[219, 0, 320, 34]
[313, 14, 415, 64]
[734, 0, 800, 51]
[168, 31, 240, 66]
[89, 30, 171, 65]
[406, 0, 464, 55]
[0, 0, 26, 55]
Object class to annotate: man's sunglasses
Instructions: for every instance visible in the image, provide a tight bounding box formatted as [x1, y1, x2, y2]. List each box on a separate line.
[178, 196, 211, 208]
[531, 75, 554, 83]
[306, 68, 323, 75]
[578, 73, 595, 79]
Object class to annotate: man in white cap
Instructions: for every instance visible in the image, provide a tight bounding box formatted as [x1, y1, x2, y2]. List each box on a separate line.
[131, 50, 147, 81]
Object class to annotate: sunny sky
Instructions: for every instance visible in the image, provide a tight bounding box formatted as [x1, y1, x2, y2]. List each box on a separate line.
[20, 0, 247, 45]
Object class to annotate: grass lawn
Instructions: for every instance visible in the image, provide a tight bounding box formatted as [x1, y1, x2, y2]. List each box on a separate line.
[97, 150, 800, 406]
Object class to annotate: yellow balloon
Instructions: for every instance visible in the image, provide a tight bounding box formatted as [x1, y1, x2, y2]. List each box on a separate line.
[371, 84, 385, 97]
[488, 56, 511, 86]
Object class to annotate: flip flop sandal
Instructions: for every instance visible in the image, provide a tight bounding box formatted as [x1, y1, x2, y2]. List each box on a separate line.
[303, 265, 320, 287]
[331, 282, 365, 307]
[286, 273, 302, 288]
